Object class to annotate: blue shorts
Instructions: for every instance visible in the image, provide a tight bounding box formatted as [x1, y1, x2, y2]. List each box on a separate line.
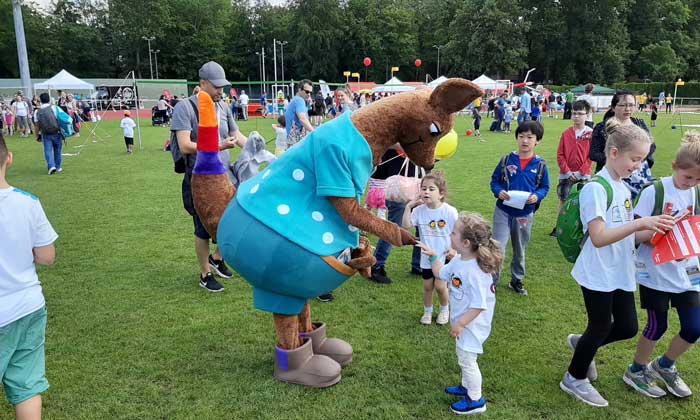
[218, 199, 353, 315]
[0, 307, 49, 405]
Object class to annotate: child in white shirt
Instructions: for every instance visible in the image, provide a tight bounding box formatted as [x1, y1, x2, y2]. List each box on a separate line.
[403, 171, 458, 325]
[273, 115, 287, 157]
[120, 111, 136, 154]
[418, 211, 503, 415]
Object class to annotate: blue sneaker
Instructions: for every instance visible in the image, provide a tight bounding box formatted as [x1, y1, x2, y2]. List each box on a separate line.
[445, 384, 469, 396]
[451, 396, 487, 415]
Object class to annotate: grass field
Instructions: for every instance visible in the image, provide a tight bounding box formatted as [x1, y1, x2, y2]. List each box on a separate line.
[1, 111, 699, 420]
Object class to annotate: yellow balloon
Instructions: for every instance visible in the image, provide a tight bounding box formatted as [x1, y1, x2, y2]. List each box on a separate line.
[435, 129, 458, 160]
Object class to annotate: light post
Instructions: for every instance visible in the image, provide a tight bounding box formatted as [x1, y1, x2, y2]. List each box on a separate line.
[261, 47, 266, 100]
[433, 44, 444, 77]
[142, 36, 155, 79]
[153, 50, 160, 79]
[276, 40, 288, 96]
[255, 51, 262, 99]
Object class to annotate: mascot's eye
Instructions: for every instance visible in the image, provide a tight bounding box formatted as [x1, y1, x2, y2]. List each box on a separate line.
[430, 122, 441, 136]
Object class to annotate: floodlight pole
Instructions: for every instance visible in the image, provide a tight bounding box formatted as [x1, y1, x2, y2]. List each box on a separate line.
[277, 40, 288, 95]
[261, 47, 266, 100]
[273, 38, 278, 102]
[12, 0, 32, 98]
[132, 71, 142, 150]
[433, 44, 444, 77]
[142, 36, 155, 79]
[153, 50, 160, 79]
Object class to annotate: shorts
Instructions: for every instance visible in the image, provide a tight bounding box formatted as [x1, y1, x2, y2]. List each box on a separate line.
[124, 136, 134, 146]
[422, 268, 434, 280]
[557, 178, 576, 201]
[193, 213, 213, 241]
[474, 120, 481, 130]
[0, 307, 49, 405]
[16, 116, 28, 129]
[639, 284, 700, 311]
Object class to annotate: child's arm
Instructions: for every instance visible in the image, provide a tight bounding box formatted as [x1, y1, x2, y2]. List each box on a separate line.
[587, 216, 673, 248]
[416, 242, 443, 279]
[33, 244, 55, 266]
[402, 199, 421, 228]
[490, 161, 509, 200]
[557, 134, 571, 177]
[451, 308, 485, 339]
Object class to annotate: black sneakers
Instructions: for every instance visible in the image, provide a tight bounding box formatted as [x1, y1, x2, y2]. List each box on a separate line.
[370, 265, 392, 284]
[208, 255, 233, 279]
[317, 293, 334, 302]
[509, 281, 528, 296]
[199, 272, 224, 293]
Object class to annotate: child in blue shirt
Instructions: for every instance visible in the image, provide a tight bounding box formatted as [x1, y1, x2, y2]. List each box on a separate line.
[490, 121, 549, 295]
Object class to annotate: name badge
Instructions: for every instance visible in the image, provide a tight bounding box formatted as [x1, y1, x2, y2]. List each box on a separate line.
[686, 266, 700, 286]
[635, 261, 650, 282]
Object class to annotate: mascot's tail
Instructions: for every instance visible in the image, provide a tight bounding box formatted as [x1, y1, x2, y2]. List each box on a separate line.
[191, 91, 236, 241]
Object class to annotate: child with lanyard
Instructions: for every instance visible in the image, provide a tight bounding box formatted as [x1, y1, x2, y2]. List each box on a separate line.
[560, 119, 675, 408]
[624, 130, 700, 399]
[403, 171, 458, 326]
[418, 212, 503, 415]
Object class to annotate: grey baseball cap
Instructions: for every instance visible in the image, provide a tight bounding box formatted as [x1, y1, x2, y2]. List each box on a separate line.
[199, 61, 230, 87]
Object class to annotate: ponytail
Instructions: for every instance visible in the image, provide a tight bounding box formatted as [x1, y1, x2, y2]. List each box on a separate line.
[476, 237, 503, 274]
[457, 212, 504, 274]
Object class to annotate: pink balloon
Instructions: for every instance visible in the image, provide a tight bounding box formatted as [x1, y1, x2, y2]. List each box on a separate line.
[363, 57, 372, 67]
[415, 59, 422, 67]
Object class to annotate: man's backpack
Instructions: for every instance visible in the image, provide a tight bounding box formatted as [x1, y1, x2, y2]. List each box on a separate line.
[555, 176, 613, 263]
[170, 97, 199, 174]
[638, 180, 700, 216]
[499, 154, 546, 191]
[37, 106, 60, 134]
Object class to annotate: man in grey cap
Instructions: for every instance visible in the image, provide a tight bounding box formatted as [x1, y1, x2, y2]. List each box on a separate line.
[171, 61, 247, 292]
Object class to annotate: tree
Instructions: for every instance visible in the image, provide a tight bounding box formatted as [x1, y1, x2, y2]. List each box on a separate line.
[638, 41, 687, 81]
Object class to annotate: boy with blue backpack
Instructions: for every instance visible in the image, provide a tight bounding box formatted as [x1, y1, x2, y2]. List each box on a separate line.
[35, 93, 69, 175]
[490, 120, 550, 296]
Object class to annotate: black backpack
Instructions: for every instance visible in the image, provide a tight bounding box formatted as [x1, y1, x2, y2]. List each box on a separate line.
[170, 97, 199, 173]
[314, 94, 325, 108]
[37, 106, 60, 134]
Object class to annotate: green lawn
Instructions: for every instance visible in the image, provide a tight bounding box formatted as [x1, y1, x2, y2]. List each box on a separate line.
[1, 111, 699, 420]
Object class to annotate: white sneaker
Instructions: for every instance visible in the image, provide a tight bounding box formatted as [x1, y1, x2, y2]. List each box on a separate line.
[420, 312, 432, 325]
[48, 167, 56, 175]
[436, 310, 449, 325]
[560, 372, 608, 407]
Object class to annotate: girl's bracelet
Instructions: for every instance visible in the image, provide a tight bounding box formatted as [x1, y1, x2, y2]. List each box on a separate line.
[429, 255, 439, 263]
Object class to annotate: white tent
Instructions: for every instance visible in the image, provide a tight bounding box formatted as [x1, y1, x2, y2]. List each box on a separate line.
[428, 76, 448, 88]
[34, 69, 95, 91]
[374, 77, 416, 93]
[471, 74, 508, 91]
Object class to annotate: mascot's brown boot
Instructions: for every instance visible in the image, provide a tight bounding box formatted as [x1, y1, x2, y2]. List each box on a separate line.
[274, 338, 341, 388]
[301, 322, 353, 367]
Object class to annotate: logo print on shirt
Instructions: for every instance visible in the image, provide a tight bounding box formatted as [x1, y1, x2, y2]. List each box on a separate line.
[506, 165, 518, 176]
[624, 198, 633, 221]
[451, 276, 462, 289]
[437, 219, 446, 228]
[429, 220, 437, 229]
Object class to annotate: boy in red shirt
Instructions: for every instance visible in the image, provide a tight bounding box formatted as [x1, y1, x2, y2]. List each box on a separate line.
[551, 100, 593, 236]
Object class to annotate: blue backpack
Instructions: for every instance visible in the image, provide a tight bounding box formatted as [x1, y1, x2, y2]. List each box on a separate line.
[53, 106, 74, 138]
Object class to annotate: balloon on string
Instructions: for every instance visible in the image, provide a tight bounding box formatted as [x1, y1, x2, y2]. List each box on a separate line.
[466, 129, 473, 136]
[363, 57, 372, 67]
[415, 59, 422, 67]
[435, 129, 458, 160]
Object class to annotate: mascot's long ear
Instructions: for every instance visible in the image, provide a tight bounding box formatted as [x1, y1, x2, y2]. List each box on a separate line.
[429, 79, 484, 115]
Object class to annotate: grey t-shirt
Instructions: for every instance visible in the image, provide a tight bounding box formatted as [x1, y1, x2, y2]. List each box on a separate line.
[170, 94, 239, 166]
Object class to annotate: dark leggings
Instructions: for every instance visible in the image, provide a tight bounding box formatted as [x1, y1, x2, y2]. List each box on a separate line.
[568, 287, 638, 379]
[643, 306, 700, 343]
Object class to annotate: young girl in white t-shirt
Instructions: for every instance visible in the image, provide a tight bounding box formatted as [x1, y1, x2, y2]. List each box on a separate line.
[403, 171, 458, 325]
[625, 131, 700, 399]
[418, 212, 503, 415]
[273, 115, 287, 157]
[560, 118, 675, 408]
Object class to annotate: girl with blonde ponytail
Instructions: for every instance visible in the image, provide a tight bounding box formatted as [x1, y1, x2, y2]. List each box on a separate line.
[417, 212, 502, 415]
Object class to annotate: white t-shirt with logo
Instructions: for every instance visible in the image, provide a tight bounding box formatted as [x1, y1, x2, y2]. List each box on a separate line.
[14, 100, 28, 117]
[0, 187, 58, 328]
[634, 176, 700, 293]
[275, 126, 287, 150]
[440, 257, 495, 354]
[120, 117, 136, 138]
[411, 203, 458, 268]
[572, 168, 636, 292]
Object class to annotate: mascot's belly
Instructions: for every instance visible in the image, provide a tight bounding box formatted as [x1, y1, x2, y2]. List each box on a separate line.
[218, 198, 351, 315]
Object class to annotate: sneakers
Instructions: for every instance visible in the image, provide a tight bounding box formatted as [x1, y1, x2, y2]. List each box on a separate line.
[445, 384, 469, 397]
[208, 254, 233, 279]
[648, 358, 692, 398]
[623, 365, 666, 398]
[560, 372, 608, 407]
[508, 281, 528, 296]
[48, 167, 56, 175]
[317, 293, 334, 302]
[56, 167, 63, 173]
[451, 396, 487, 415]
[420, 312, 432, 325]
[567, 334, 598, 381]
[370, 265, 392, 284]
[199, 272, 224, 293]
[436, 310, 449, 325]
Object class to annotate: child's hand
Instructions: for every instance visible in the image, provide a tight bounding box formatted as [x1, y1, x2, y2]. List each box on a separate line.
[416, 241, 436, 257]
[498, 190, 510, 201]
[637, 214, 675, 233]
[408, 198, 424, 209]
[527, 194, 538, 204]
[450, 323, 464, 339]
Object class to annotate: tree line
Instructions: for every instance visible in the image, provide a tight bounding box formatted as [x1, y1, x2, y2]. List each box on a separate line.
[1, 0, 698, 85]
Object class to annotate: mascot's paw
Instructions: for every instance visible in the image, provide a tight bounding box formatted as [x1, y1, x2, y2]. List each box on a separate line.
[348, 236, 376, 279]
[400, 228, 418, 246]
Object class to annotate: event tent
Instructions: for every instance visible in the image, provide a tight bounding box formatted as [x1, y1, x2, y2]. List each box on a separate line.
[34, 69, 95, 92]
[374, 77, 416, 93]
[428, 76, 448, 88]
[471, 74, 509, 91]
[571, 84, 616, 95]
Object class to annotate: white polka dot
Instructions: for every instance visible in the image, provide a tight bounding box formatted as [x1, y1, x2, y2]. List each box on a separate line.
[277, 204, 290, 215]
[262, 169, 271, 179]
[292, 169, 305, 181]
[250, 184, 260, 194]
[348, 225, 359, 232]
[312, 211, 324, 222]
[322, 232, 334, 244]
